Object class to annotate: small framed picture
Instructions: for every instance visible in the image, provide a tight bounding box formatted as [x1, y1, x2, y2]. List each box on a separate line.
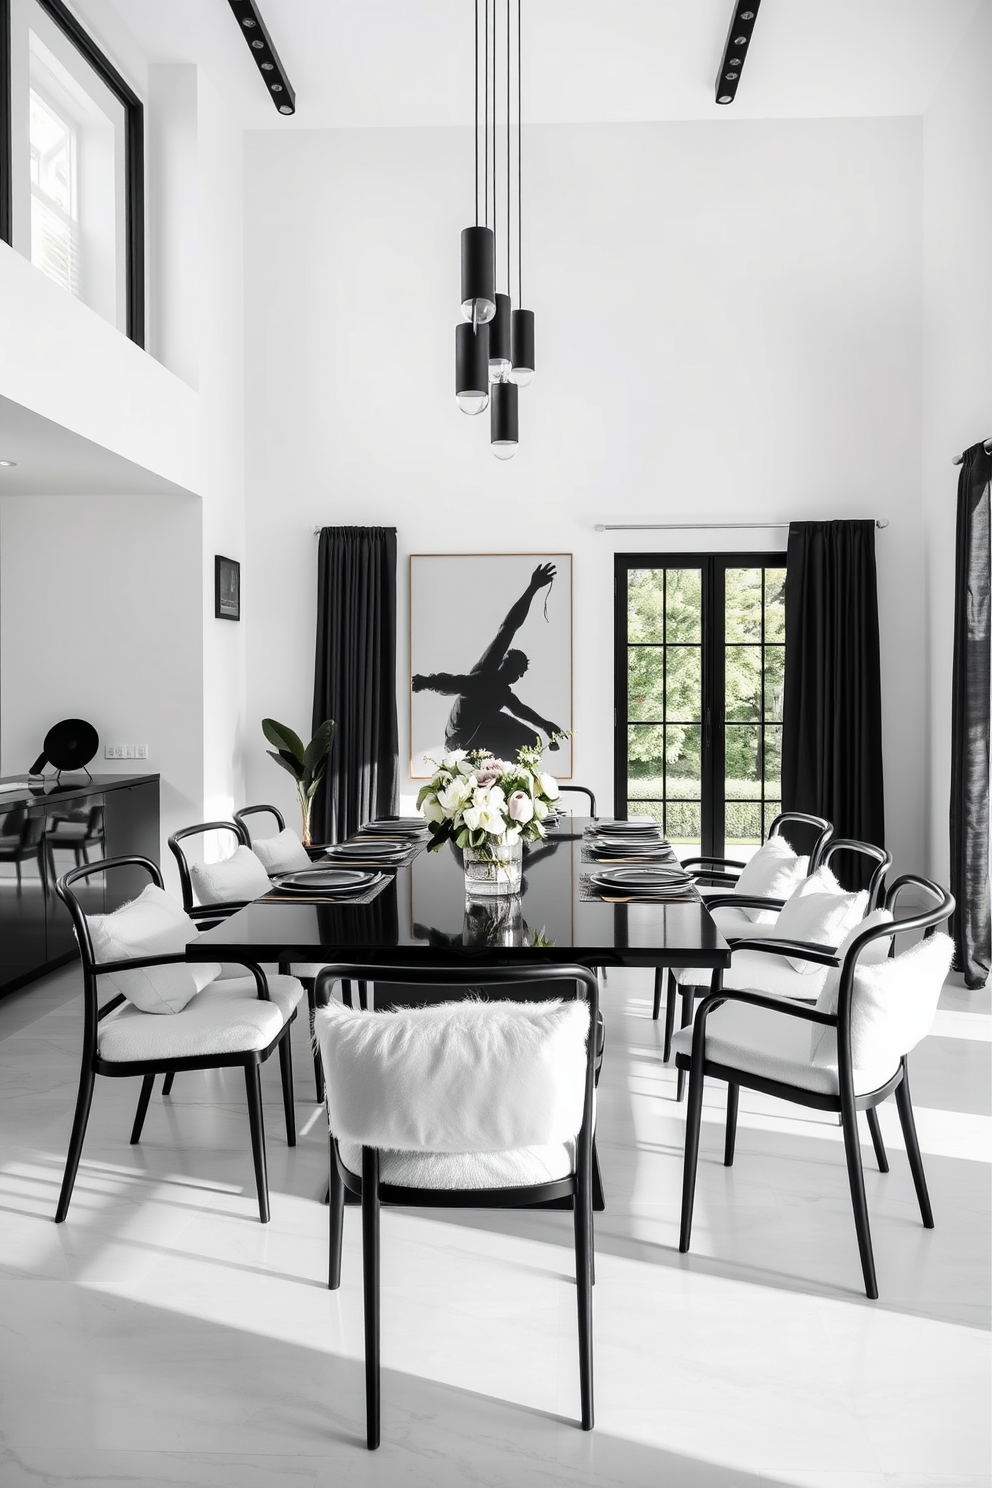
[215, 555, 241, 621]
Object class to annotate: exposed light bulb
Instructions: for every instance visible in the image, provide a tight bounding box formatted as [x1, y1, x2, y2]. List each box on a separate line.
[492, 440, 517, 460]
[456, 392, 489, 415]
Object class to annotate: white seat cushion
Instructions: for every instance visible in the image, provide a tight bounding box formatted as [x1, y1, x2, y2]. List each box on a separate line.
[190, 846, 271, 906]
[673, 947, 831, 1001]
[315, 997, 590, 1153]
[87, 885, 220, 1014]
[336, 1139, 575, 1189]
[97, 974, 304, 1063]
[670, 997, 899, 1097]
[252, 827, 312, 875]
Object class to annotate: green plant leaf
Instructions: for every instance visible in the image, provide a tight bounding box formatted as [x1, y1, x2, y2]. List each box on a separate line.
[303, 719, 335, 781]
[266, 748, 304, 781]
[262, 718, 305, 764]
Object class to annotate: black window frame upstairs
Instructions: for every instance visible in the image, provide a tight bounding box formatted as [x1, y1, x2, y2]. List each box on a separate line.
[0, 0, 145, 346]
[614, 551, 787, 858]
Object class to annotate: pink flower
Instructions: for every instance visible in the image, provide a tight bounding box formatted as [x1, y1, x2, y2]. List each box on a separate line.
[507, 790, 534, 825]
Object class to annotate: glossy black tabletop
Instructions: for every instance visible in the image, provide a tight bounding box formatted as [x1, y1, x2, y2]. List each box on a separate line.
[188, 821, 730, 972]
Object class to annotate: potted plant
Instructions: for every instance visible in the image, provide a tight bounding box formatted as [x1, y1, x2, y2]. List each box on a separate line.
[261, 718, 335, 845]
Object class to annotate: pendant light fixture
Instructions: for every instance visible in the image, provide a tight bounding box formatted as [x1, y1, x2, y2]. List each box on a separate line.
[455, 2, 494, 415]
[509, 0, 535, 387]
[455, 0, 534, 456]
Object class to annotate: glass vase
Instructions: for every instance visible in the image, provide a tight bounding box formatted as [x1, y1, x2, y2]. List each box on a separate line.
[463, 838, 523, 897]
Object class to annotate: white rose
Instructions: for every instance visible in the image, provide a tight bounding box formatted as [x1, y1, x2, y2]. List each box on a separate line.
[507, 790, 534, 824]
[421, 797, 446, 825]
[442, 749, 468, 771]
[538, 772, 560, 801]
[438, 776, 473, 813]
[532, 797, 549, 820]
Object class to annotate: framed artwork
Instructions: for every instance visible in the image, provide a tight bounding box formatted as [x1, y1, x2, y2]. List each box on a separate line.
[214, 555, 240, 621]
[410, 552, 573, 778]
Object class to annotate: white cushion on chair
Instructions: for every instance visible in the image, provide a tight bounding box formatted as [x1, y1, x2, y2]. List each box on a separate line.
[670, 997, 899, 1098]
[772, 869, 868, 972]
[97, 973, 304, 1063]
[315, 998, 590, 1153]
[336, 1139, 575, 1189]
[733, 838, 810, 923]
[252, 827, 312, 875]
[87, 886, 220, 1015]
[811, 931, 953, 1072]
[673, 947, 832, 1001]
[189, 846, 271, 906]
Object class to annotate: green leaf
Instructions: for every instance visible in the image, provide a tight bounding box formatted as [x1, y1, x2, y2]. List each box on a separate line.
[303, 719, 335, 781]
[262, 718, 305, 764]
[266, 748, 304, 782]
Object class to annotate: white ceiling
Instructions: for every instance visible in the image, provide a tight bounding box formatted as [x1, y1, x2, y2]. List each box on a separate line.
[0, 397, 194, 497]
[102, 0, 980, 129]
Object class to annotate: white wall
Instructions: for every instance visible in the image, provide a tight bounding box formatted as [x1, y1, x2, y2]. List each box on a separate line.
[922, 0, 992, 886]
[0, 492, 203, 883]
[243, 118, 926, 871]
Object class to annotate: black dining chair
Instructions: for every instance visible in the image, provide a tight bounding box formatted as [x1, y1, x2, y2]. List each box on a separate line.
[313, 961, 598, 1449]
[54, 856, 303, 1225]
[673, 874, 954, 1298]
[556, 784, 598, 818]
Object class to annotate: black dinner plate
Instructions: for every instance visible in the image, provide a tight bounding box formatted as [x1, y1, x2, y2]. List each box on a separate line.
[361, 818, 428, 836]
[590, 866, 695, 892]
[324, 841, 408, 859]
[272, 868, 377, 893]
[596, 821, 664, 837]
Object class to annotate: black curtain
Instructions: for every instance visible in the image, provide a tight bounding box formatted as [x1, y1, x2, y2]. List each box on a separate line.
[781, 520, 885, 884]
[311, 527, 398, 843]
[949, 443, 992, 988]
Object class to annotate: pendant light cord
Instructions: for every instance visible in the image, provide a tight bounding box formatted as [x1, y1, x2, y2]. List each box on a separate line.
[484, 0, 489, 229]
[474, 0, 479, 225]
[517, 0, 522, 307]
[506, 0, 511, 302]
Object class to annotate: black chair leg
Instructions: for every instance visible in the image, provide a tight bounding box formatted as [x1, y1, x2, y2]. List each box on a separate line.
[865, 1105, 888, 1173]
[278, 1031, 296, 1147]
[678, 1063, 705, 1252]
[894, 1061, 934, 1228]
[592, 1139, 606, 1213]
[840, 1099, 877, 1299]
[244, 1061, 270, 1224]
[675, 986, 694, 1102]
[55, 1067, 96, 1223]
[306, 982, 324, 1102]
[328, 1138, 344, 1290]
[724, 1083, 739, 1167]
[573, 1167, 595, 1430]
[130, 1074, 155, 1145]
[651, 968, 663, 1021]
[162, 1072, 175, 1096]
[362, 1147, 381, 1450]
[663, 971, 676, 1062]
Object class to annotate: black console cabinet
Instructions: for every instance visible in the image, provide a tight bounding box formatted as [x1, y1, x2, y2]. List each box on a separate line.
[0, 774, 159, 996]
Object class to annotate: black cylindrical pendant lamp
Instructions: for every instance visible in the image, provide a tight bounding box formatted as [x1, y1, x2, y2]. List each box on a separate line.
[509, 308, 534, 386]
[490, 379, 518, 459]
[461, 226, 496, 325]
[488, 292, 512, 382]
[455, 322, 490, 415]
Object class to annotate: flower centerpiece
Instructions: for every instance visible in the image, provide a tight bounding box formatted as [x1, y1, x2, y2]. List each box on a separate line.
[416, 741, 561, 896]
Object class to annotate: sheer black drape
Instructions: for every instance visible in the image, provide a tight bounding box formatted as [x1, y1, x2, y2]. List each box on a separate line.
[782, 520, 885, 885]
[312, 527, 398, 843]
[949, 443, 991, 988]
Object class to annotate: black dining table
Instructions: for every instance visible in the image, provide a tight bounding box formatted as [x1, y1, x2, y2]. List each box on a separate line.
[186, 820, 730, 978]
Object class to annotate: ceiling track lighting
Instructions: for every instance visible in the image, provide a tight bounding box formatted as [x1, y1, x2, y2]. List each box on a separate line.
[454, 0, 534, 457]
[226, 0, 296, 115]
[714, 0, 761, 106]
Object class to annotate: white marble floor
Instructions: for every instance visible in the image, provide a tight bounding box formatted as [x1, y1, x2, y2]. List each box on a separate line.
[0, 962, 988, 1487]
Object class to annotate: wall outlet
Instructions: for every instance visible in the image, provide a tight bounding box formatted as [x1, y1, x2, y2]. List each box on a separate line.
[135, 744, 148, 760]
[104, 743, 148, 761]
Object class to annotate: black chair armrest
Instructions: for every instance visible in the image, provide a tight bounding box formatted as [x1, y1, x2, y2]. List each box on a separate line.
[682, 856, 747, 872]
[721, 938, 840, 966]
[695, 983, 836, 1032]
[189, 901, 250, 924]
[706, 893, 787, 912]
[95, 949, 273, 1002]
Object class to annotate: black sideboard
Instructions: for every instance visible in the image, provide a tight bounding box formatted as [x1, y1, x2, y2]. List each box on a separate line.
[0, 773, 160, 996]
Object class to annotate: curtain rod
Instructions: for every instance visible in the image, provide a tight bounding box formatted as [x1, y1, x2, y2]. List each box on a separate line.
[952, 439, 992, 466]
[594, 519, 889, 532]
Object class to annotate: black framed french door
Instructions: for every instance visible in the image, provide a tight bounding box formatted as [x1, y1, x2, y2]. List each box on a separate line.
[614, 553, 787, 860]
